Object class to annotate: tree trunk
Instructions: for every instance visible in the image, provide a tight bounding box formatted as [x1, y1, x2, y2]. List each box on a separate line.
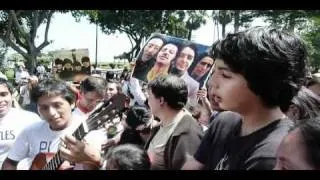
[222, 24, 226, 38]
[24, 51, 38, 74]
[234, 10, 240, 33]
[187, 29, 192, 40]
[287, 16, 296, 32]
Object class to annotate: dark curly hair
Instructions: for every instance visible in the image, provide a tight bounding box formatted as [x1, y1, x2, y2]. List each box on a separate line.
[213, 26, 307, 108]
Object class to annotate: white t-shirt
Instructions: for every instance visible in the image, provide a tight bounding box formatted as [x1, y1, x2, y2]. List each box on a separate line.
[122, 77, 146, 106]
[0, 108, 41, 167]
[8, 113, 107, 170]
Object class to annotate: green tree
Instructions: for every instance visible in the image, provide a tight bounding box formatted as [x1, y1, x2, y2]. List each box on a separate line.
[185, 10, 207, 40]
[0, 10, 55, 73]
[0, 39, 8, 69]
[233, 10, 255, 33]
[303, 16, 320, 73]
[73, 10, 167, 62]
[212, 10, 233, 38]
[73, 10, 207, 62]
[252, 10, 320, 32]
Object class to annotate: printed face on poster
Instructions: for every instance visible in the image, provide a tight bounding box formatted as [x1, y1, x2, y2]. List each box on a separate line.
[131, 33, 214, 88]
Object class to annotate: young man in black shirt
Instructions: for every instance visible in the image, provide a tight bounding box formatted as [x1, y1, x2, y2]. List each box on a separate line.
[182, 27, 307, 170]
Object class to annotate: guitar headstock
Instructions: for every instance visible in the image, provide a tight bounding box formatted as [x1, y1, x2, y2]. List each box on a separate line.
[85, 93, 129, 131]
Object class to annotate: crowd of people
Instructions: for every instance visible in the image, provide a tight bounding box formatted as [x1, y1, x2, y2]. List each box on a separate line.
[0, 26, 320, 170]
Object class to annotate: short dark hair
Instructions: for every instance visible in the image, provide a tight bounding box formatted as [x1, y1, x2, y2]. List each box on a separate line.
[81, 56, 90, 63]
[31, 78, 75, 105]
[213, 26, 307, 108]
[54, 58, 63, 65]
[298, 117, 320, 168]
[125, 105, 152, 129]
[0, 79, 14, 94]
[148, 75, 188, 110]
[105, 144, 151, 170]
[80, 76, 106, 96]
[63, 58, 73, 66]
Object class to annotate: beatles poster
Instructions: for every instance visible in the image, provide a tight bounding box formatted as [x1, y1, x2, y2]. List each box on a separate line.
[132, 33, 214, 89]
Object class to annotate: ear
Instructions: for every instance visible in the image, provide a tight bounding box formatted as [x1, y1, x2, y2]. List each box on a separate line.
[159, 97, 165, 106]
[71, 102, 76, 109]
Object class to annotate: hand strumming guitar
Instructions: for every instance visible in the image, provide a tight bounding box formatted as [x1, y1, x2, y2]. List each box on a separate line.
[59, 134, 102, 170]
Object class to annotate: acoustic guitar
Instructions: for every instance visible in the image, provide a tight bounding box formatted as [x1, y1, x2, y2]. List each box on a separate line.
[29, 93, 128, 170]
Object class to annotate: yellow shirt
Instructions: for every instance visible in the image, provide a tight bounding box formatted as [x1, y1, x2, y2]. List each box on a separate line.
[147, 66, 169, 82]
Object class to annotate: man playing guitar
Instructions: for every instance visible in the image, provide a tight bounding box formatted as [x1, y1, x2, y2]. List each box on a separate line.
[1, 78, 107, 170]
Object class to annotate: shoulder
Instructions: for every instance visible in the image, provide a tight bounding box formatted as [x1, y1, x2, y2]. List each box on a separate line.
[211, 111, 242, 128]
[206, 111, 242, 138]
[11, 108, 41, 122]
[175, 114, 203, 136]
[21, 120, 46, 135]
[248, 119, 293, 159]
[185, 74, 199, 85]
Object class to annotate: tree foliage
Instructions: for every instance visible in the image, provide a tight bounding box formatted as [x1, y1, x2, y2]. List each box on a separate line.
[303, 16, 320, 73]
[0, 39, 8, 69]
[0, 10, 57, 72]
[73, 10, 207, 62]
[252, 10, 320, 32]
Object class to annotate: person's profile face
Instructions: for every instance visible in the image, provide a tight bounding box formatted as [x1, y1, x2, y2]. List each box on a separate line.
[147, 89, 161, 117]
[155, 43, 178, 66]
[141, 38, 164, 62]
[175, 47, 195, 72]
[209, 59, 257, 113]
[79, 91, 104, 111]
[192, 56, 214, 78]
[0, 85, 12, 118]
[274, 128, 314, 170]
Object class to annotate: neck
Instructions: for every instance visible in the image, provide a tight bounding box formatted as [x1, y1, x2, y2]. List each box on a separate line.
[154, 62, 167, 69]
[77, 100, 91, 114]
[171, 67, 184, 77]
[190, 72, 201, 80]
[157, 108, 181, 126]
[240, 105, 285, 136]
[49, 119, 72, 131]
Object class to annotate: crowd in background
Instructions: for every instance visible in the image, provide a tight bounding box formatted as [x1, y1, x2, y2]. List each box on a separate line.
[0, 26, 320, 170]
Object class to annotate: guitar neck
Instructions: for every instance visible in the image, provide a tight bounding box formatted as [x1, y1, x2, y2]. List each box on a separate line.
[41, 93, 127, 170]
[42, 123, 89, 170]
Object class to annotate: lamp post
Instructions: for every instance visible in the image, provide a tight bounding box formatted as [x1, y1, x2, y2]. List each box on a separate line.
[95, 22, 98, 70]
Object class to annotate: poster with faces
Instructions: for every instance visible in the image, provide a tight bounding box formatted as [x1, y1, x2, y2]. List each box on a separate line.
[132, 33, 214, 88]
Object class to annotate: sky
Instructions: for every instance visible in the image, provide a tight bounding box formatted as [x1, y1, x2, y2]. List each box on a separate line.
[7, 11, 267, 63]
